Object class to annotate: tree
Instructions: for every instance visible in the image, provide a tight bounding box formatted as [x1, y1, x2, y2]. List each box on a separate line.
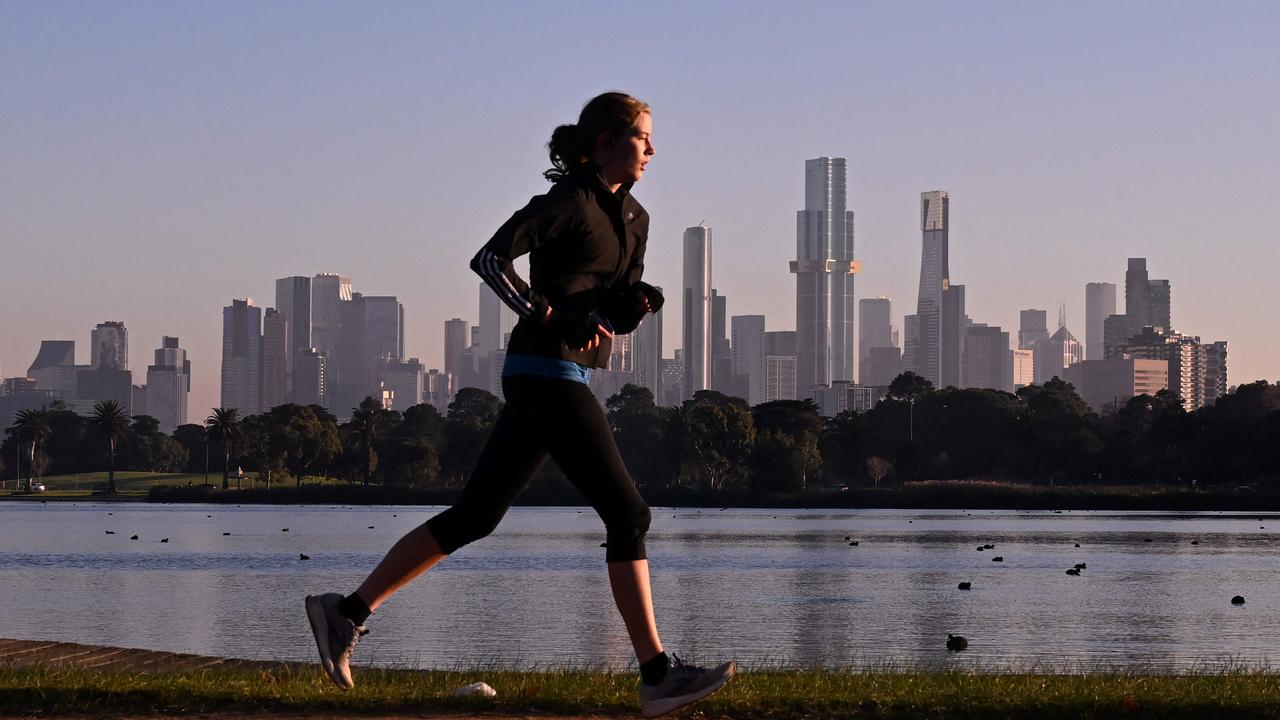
[205, 408, 242, 490]
[172, 424, 208, 476]
[662, 391, 755, 491]
[822, 410, 863, 484]
[240, 414, 285, 490]
[606, 384, 666, 490]
[270, 404, 340, 486]
[440, 388, 503, 485]
[346, 397, 387, 488]
[382, 403, 443, 486]
[887, 371, 934, 402]
[88, 401, 130, 494]
[752, 400, 823, 489]
[1014, 379, 1102, 484]
[11, 408, 52, 492]
[867, 456, 893, 487]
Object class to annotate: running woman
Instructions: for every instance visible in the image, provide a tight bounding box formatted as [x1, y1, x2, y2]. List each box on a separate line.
[306, 91, 735, 718]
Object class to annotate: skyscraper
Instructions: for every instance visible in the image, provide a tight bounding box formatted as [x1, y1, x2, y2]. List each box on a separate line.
[262, 308, 288, 411]
[682, 225, 712, 399]
[311, 273, 351, 361]
[710, 289, 731, 392]
[294, 348, 327, 408]
[221, 298, 263, 415]
[962, 324, 1011, 392]
[1085, 282, 1117, 360]
[1104, 258, 1173, 357]
[382, 358, 425, 410]
[91, 321, 128, 371]
[631, 286, 663, 400]
[858, 297, 892, 385]
[477, 281, 518, 353]
[907, 190, 949, 387]
[444, 318, 468, 378]
[941, 284, 966, 388]
[764, 330, 798, 401]
[1018, 309, 1049, 350]
[1033, 326, 1083, 384]
[792, 157, 859, 397]
[145, 336, 190, 434]
[730, 314, 766, 406]
[27, 340, 78, 400]
[275, 276, 312, 397]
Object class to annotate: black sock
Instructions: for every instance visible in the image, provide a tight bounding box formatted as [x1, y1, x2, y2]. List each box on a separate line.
[337, 593, 371, 625]
[640, 651, 669, 686]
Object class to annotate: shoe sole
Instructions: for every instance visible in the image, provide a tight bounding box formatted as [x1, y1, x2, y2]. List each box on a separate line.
[641, 662, 736, 718]
[304, 595, 353, 690]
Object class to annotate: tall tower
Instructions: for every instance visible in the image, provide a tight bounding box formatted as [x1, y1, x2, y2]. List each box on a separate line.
[909, 190, 949, 387]
[682, 225, 712, 399]
[1085, 282, 1116, 360]
[730, 315, 766, 406]
[443, 318, 468, 378]
[275, 276, 312, 398]
[91, 322, 129, 371]
[792, 157, 859, 398]
[478, 282, 518, 353]
[146, 336, 190, 434]
[858, 297, 892, 384]
[221, 299, 263, 415]
[631, 286, 664, 400]
[310, 273, 351, 365]
[262, 308, 288, 411]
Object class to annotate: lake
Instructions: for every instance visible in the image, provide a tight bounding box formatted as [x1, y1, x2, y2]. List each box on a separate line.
[1, 503, 1277, 671]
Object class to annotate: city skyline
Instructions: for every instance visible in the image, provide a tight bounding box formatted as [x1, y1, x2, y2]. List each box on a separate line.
[4, 4, 1278, 415]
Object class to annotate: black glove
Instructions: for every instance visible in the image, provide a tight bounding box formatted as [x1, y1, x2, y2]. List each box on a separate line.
[550, 310, 606, 348]
[632, 281, 664, 314]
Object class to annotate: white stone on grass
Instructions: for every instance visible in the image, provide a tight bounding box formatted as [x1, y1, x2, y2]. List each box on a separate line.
[453, 681, 497, 698]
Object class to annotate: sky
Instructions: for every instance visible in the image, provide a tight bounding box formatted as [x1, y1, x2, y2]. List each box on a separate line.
[2, 1, 1278, 418]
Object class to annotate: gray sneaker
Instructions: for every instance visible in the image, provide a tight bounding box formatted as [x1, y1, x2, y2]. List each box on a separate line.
[638, 654, 736, 718]
[304, 593, 367, 690]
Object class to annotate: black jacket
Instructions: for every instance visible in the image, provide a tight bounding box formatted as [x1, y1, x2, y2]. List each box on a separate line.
[471, 169, 652, 369]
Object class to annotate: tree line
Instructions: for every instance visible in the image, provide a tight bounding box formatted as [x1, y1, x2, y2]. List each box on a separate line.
[4, 373, 1278, 494]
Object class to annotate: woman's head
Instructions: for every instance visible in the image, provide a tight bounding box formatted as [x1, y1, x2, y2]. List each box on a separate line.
[545, 92, 653, 186]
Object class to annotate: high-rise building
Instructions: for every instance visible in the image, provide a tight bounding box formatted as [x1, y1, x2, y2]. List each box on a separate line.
[731, 315, 766, 406]
[221, 298, 263, 415]
[1085, 283, 1117, 360]
[383, 358, 425, 410]
[1033, 326, 1083, 384]
[631, 288, 663, 400]
[310, 274, 351, 359]
[425, 368, 451, 412]
[363, 295, 405, 388]
[27, 341, 79, 400]
[865, 346, 904, 388]
[478, 282, 518, 353]
[1063, 356, 1170, 414]
[145, 336, 190, 434]
[444, 318, 468, 378]
[1011, 348, 1034, 388]
[941, 284, 966, 388]
[764, 330, 798, 401]
[792, 157, 859, 396]
[1104, 259, 1174, 358]
[1018, 309, 1049, 350]
[682, 225, 712, 399]
[962, 324, 1011, 392]
[294, 348, 327, 408]
[659, 356, 684, 407]
[262, 308, 288, 411]
[275, 276, 312, 397]
[91, 321, 128, 371]
[858, 298, 893, 385]
[710, 289, 732, 392]
[1117, 327, 1209, 411]
[907, 190, 949, 387]
[1204, 341, 1228, 407]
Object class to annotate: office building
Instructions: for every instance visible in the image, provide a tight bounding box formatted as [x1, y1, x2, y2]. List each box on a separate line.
[1204, 341, 1228, 407]
[864, 346, 904, 388]
[275, 276, 311, 397]
[145, 336, 190, 434]
[1063, 356, 1170, 414]
[478, 282, 518, 353]
[294, 348, 327, 408]
[682, 225, 712, 399]
[858, 297, 893, 385]
[1033, 326, 1083, 384]
[1085, 282, 1116, 360]
[91, 321, 128, 371]
[731, 314, 766, 406]
[631, 288, 663, 399]
[444, 318, 468, 378]
[383, 358, 425, 410]
[262, 308, 288, 411]
[963, 324, 1011, 392]
[221, 298, 263, 415]
[1012, 348, 1034, 389]
[792, 157, 859, 396]
[1018, 309, 1049, 350]
[1117, 327, 1208, 411]
[27, 341, 79, 400]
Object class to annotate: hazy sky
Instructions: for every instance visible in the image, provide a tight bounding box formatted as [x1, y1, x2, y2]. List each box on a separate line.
[3, 1, 1277, 417]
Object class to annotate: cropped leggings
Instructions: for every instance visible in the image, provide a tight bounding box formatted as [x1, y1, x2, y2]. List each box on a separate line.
[426, 374, 652, 561]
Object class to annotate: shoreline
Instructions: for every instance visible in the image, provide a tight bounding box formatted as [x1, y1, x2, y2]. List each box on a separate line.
[3, 480, 1279, 511]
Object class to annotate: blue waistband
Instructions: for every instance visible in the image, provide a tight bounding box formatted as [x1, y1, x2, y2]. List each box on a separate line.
[501, 353, 593, 384]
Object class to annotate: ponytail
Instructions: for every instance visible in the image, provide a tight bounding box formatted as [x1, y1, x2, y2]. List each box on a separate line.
[544, 92, 650, 182]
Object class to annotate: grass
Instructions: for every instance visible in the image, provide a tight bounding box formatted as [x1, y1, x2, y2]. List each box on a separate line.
[3, 664, 1280, 718]
[1, 472, 348, 500]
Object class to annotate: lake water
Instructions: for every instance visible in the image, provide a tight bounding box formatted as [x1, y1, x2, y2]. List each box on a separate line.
[2, 502, 1278, 671]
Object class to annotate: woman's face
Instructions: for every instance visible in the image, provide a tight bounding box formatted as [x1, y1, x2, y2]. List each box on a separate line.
[597, 112, 654, 187]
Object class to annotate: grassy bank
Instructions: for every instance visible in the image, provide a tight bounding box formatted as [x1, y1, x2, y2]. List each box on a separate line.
[3, 665, 1280, 718]
[136, 479, 1280, 512]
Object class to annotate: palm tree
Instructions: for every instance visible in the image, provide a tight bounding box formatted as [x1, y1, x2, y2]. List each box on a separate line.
[348, 397, 385, 488]
[88, 401, 130, 494]
[205, 408, 242, 490]
[11, 408, 52, 493]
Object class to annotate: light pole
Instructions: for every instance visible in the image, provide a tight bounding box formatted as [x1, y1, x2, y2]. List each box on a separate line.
[908, 397, 915, 443]
[204, 434, 210, 487]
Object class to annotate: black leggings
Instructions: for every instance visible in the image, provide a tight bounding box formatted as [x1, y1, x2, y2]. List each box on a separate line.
[426, 374, 652, 561]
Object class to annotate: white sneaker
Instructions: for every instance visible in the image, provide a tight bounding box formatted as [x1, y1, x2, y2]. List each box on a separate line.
[304, 593, 367, 690]
[637, 654, 736, 718]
